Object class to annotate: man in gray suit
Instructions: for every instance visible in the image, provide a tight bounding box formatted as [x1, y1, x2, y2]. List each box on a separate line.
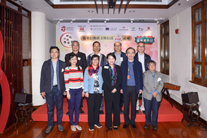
[142, 60, 163, 130]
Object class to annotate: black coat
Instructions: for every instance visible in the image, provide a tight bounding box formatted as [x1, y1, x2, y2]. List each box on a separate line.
[102, 65, 122, 100]
[40, 59, 66, 93]
[134, 53, 151, 71]
[65, 52, 87, 73]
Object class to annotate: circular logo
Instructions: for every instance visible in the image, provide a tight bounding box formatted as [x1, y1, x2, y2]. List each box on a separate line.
[60, 32, 72, 48]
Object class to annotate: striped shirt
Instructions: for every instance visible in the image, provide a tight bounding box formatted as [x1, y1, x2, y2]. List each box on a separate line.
[64, 66, 84, 91]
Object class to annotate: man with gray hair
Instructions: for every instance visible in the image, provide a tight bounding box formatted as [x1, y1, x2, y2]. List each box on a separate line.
[135, 42, 151, 114]
[142, 60, 163, 130]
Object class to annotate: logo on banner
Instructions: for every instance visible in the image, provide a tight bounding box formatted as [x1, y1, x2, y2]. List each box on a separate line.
[119, 26, 128, 31]
[135, 36, 155, 44]
[60, 32, 73, 48]
[146, 27, 151, 31]
[105, 27, 117, 31]
[90, 28, 103, 31]
[114, 35, 122, 42]
[138, 27, 143, 31]
[61, 26, 66, 32]
[106, 28, 109, 30]
[79, 27, 85, 31]
[131, 27, 135, 31]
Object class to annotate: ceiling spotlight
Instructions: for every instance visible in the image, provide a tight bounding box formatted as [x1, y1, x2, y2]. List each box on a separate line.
[186, 0, 189, 1]
[88, 19, 91, 24]
[131, 19, 134, 24]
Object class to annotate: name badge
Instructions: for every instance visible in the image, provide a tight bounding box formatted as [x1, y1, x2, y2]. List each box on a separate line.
[78, 57, 81, 60]
[104, 66, 109, 69]
[120, 57, 123, 62]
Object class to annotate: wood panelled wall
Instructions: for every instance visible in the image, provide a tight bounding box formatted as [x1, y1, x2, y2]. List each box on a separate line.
[0, 2, 31, 128]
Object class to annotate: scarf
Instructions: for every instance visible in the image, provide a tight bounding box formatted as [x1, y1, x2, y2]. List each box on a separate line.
[87, 64, 99, 78]
[109, 64, 117, 86]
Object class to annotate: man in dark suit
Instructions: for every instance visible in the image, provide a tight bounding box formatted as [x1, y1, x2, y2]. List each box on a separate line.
[113, 42, 127, 114]
[121, 47, 143, 129]
[65, 40, 87, 114]
[40, 46, 66, 134]
[87, 41, 106, 114]
[135, 42, 151, 114]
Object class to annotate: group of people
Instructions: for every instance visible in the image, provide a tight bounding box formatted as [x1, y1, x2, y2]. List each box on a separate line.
[40, 40, 164, 134]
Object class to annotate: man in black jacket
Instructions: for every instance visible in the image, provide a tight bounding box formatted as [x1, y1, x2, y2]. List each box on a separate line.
[65, 41, 87, 114]
[134, 42, 151, 114]
[40, 46, 66, 134]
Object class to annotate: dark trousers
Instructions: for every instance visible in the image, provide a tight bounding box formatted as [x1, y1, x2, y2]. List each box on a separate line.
[120, 93, 124, 110]
[100, 96, 104, 111]
[105, 91, 120, 128]
[46, 87, 63, 127]
[68, 88, 82, 125]
[80, 97, 83, 110]
[123, 86, 137, 125]
[144, 97, 161, 126]
[87, 93, 102, 128]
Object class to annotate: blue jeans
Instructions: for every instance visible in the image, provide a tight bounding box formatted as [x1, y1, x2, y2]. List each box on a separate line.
[144, 97, 161, 126]
[46, 87, 63, 127]
[68, 88, 82, 125]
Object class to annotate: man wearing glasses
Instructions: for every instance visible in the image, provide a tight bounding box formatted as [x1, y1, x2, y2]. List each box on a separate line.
[135, 42, 151, 114]
[113, 42, 127, 114]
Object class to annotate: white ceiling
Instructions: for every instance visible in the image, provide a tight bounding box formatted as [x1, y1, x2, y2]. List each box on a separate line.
[16, 0, 201, 22]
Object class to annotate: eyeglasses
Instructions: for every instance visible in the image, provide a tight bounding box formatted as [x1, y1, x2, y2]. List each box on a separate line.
[138, 46, 145, 48]
[50, 51, 59, 54]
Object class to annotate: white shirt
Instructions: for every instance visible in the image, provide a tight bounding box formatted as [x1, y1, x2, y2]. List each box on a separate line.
[52, 61, 57, 85]
[138, 53, 145, 73]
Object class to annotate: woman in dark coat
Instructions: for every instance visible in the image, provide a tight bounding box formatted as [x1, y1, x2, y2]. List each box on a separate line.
[102, 53, 122, 131]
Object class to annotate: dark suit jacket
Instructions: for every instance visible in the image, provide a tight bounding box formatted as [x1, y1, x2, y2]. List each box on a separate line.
[65, 52, 87, 73]
[102, 65, 122, 100]
[113, 52, 127, 63]
[121, 59, 143, 93]
[87, 53, 106, 66]
[40, 59, 66, 93]
[134, 53, 151, 71]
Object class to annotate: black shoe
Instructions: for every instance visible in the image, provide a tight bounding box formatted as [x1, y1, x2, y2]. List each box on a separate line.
[141, 110, 145, 114]
[66, 111, 69, 115]
[114, 126, 118, 130]
[94, 124, 102, 128]
[45, 126, 53, 134]
[79, 108, 84, 114]
[144, 124, 150, 129]
[131, 124, 137, 129]
[152, 126, 157, 130]
[99, 110, 104, 114]
[107, 127, 112, 131]
[136, 110, 139, 114]
[123, 124, 129, 129]
[57, 125, 64, 132]
[120, 109, 124, 114]
[89, 126, 94, 131]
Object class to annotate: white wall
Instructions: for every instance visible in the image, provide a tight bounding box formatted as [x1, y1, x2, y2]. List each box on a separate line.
[45, 19, 56, 59]
[169, 7, 207, 121]
[32, 12, 56, 106]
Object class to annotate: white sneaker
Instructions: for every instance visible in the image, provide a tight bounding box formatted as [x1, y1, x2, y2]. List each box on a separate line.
[71, 126, 76, 131]
[75, 125, 82, 131]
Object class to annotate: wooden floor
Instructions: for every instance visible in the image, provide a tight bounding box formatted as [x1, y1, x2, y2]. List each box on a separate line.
[0, 120, 207, 138]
